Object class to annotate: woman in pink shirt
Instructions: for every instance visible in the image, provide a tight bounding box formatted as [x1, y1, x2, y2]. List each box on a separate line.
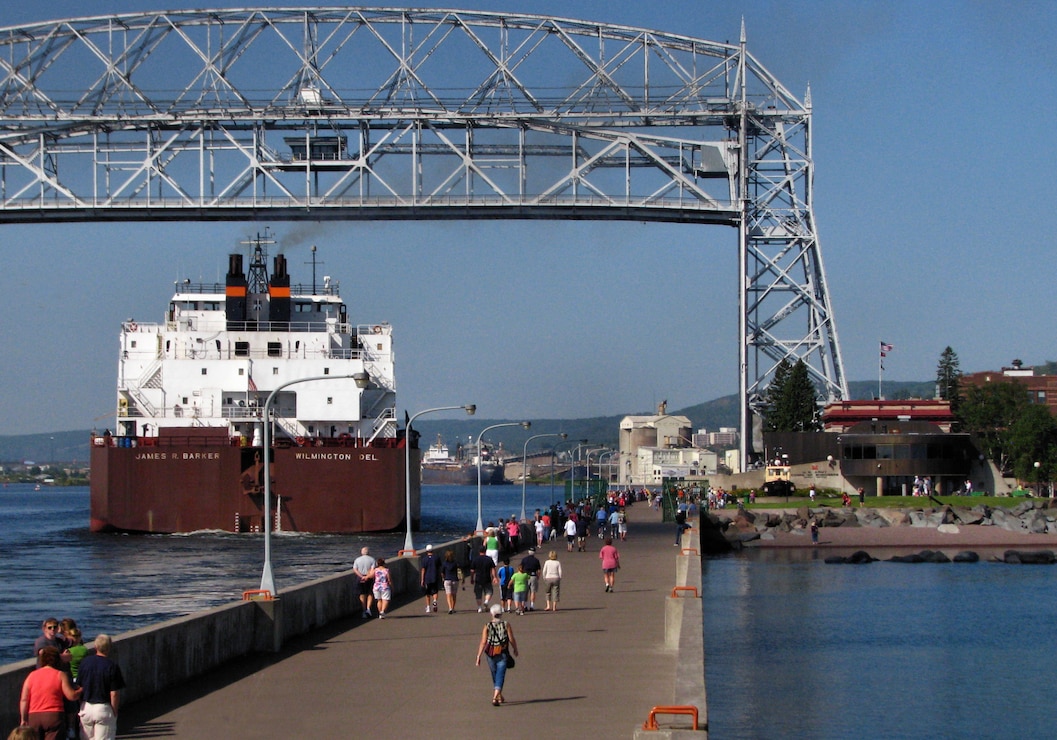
[599, 538, 621, 593]
[19, 646, 82, 739]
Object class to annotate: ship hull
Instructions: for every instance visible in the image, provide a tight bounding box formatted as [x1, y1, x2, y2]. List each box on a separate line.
[90, 439, 418, 534]
[421, 463, 505, 486]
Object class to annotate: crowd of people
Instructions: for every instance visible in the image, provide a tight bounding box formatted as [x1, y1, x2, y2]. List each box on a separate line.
[17, 617, 125, 740]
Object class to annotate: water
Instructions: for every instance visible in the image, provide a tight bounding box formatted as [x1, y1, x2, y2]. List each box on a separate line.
[0, 482, 564, 665]
[702, 551, 1057, 739]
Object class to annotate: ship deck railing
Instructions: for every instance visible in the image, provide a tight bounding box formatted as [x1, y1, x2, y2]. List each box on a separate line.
[92, 433, 405, 449]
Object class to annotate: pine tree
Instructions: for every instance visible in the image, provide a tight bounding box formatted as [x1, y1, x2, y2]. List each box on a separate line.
[764, 359, 820, 432]
[936, 346, 962, 412]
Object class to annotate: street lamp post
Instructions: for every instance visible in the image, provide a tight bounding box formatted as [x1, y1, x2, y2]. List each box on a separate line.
[260, 371, 370, 595]
[598, 450, 616, 487]
[551, 437, 578, 506]
[521, 432, 567, 521]
[572, 440, 589, 500]
[403, 404, 476, 553]
[476, 421, 531, 534]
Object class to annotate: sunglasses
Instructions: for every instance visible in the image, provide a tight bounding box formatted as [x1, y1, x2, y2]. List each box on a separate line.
[45, 625, 58, 630]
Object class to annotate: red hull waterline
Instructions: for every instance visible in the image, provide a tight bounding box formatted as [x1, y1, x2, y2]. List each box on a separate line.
[90, 437, 420, 534]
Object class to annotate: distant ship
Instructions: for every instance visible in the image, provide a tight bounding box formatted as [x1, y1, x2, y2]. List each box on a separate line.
[420, 435, 506, 486]
[90, 232, 416, 534]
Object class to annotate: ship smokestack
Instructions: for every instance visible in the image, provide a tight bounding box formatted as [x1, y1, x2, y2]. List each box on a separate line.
[225, 253, 247, 330]
[269, 254, 291, 325]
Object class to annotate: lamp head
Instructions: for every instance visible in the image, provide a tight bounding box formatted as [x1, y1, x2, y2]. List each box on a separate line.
[560, 433, 568, 440]
[352, 371, 370, 389]
[464, 404, 476, 416]
[520, 421, 531, 430]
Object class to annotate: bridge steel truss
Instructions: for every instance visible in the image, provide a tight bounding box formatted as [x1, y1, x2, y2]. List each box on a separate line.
[0, 8, 847, 467]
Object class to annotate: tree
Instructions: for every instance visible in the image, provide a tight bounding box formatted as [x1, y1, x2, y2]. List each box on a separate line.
[764, 359, 821, 432]
[957, 382, 1031, 474]
[1005, 404, 1057, 486]
[935, 346, 962, 414]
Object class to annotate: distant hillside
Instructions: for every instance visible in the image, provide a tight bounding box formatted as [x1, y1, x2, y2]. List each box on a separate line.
[0, 379, 946, 463]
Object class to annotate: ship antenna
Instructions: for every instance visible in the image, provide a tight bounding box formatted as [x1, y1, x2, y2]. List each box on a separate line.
[241, 228, 276, 294]
[305, 244, 324, 294]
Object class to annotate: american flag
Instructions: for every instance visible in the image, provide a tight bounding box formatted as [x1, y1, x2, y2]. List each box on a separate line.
[880, 342, 893, 355]
[248, 375, 258, 392]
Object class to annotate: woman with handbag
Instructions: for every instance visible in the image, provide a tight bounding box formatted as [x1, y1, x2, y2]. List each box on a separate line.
[474, 604, 519, 706]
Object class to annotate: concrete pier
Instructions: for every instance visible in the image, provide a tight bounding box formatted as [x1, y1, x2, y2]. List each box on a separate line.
[4, 505, 706, 738]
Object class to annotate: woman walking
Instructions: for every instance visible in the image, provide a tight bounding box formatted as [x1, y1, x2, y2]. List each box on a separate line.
[540, 550, 563, 611]
[19, 646, 82, 739]
[475, 604, 519, 706]
[441, 549, 460, 614]
[368, 558, 392, 618]
[599, 537, 621, 592]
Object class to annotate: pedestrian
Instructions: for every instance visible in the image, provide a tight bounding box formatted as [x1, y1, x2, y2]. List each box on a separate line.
[540, 550, 563, 611]
[475, 603, 519, 706]
[674, 508, 690, 546]
[485, 527, 501, 565]
[33, 619, 65, 659]
[809, 485, 816, 502]
[858, 487, 865, 506]
[471, 545, 498, 612]
[497, 558, 515, 613]
[76, 634, 125, 740]
[19, 646, 82, 740]
[563, 516, 577, 552]
[520, 548, 542, 611]
[575, 515, 589, 551]
[617, 508, 628, 541]
[368, 558, 392, 619]
[534, 517, 545, 548]
[599, 537, 621, 592]
[509, 564, 529, 615]
[420, 544, 441, 614]
[352, 546, 376, 618]
[441, 549, 461, 614]
[810, 519, 819, 545]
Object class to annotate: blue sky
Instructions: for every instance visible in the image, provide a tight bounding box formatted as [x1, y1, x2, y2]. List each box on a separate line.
[1, 1, 1055, 434]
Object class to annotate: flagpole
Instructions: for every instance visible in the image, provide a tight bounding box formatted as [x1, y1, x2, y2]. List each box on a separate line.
[878, 341, 883, 400]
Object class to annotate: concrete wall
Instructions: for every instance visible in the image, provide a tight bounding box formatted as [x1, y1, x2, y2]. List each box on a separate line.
[0, 535, 483, 735]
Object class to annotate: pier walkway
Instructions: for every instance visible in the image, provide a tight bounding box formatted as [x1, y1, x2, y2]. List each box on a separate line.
[117, 505, 695, 738]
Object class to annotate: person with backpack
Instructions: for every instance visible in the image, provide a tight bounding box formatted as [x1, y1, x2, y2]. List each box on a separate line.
[474, 604, 519, 706]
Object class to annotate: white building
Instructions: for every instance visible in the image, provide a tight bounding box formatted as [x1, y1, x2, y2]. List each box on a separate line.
[618, 411, 718, 486]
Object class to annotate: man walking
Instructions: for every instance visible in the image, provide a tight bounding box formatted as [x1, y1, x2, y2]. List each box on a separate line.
[420, 544, 441, 614]
[77, 634, 125, 740]
[470, 545, 498, 612]
[519, 549, 542, 612]
[353, 546, 376, 618]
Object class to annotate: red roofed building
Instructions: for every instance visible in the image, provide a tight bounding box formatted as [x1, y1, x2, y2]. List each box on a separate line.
[821, 399, 957, 433]
[961, 361, 1057, 415]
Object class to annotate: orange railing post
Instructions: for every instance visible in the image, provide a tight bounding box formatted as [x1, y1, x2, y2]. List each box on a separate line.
[642, 705, 699, 731]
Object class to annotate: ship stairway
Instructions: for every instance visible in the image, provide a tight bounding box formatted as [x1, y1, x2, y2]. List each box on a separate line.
[122, 359, 163, 418]
[273, 416, 301, 441]
[366, 407, 396, 445]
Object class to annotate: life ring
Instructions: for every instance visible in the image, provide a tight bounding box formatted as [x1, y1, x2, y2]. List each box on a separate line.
[372, 325, 382, 334]
[339, 432, 351, 446]
[295, 436, 305, 446]
[128, 322, 138, 332]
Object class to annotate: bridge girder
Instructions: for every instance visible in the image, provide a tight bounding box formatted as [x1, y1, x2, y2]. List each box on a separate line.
[0, 8, 848, 468]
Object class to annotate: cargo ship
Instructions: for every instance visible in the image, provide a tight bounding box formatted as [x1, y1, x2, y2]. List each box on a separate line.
[420, 435, 506, 486]
[90, 233, 415, 534]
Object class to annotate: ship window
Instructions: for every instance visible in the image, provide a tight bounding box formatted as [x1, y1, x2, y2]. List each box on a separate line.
[324, 367, 330, 375]
[273, 367, 279, 375]
[130, 341, 137, 348]
[308, 426, 315, 435]
[201, 368, 207, 375]
[238, 368, 244, 375]
[235, 341, 250, 357]
[182, 397, 189, 404]
[327, 397, 333, 404]
[267, 342, 282, 357]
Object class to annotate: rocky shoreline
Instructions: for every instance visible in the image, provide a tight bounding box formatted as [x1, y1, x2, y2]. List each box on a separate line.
[700, 498, 1057, 563]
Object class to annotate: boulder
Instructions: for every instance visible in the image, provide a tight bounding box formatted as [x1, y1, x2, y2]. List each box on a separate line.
[937, 523, 960, 535]
[919, 550, 951, 563]
[952, 507, 985, 525]
[908, 511, 930, 528]
[876, 509, 911, 527]
[1027, 510, 1049, 534]
[888, 553, 925, 563]
[952, 551, 980, 563]
[1001, 550, 1057, 564]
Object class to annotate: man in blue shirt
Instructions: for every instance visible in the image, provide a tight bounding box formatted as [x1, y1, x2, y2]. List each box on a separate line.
[76, 633, 125, 740]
